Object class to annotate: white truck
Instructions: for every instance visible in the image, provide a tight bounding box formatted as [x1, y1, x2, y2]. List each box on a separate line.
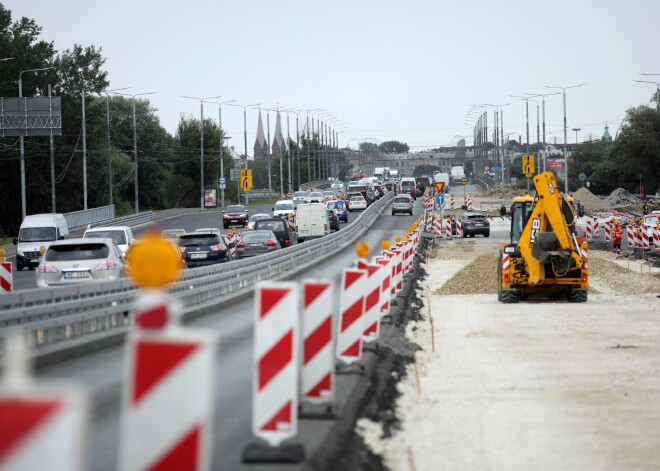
[13, 213, 69, 270]
[374, 167, 385, 181]
[450, 164, 466, 184]
[295, 203, 330, 242]
[389, 169, 399, 180]
[433, 171, 450, 192]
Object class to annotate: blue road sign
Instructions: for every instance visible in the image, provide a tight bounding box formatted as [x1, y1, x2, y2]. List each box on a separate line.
[435, 194, 445, 206]
[219, 177, 226, 185]
[490, 167, 502, 171]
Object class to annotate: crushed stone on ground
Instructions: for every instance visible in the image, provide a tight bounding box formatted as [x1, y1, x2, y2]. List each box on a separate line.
[605, 187, 641, 208]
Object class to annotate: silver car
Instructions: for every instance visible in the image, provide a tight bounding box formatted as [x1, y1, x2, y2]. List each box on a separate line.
[235, 230, 280, 258]
[391, 195, 414, 215]
[36, 238, 125, 287]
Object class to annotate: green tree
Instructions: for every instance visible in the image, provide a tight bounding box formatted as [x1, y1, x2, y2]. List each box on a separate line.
[379, 140, 409, 153]
[413, 165, 440, 176]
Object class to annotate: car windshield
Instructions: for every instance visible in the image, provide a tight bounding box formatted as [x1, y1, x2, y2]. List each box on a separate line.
[226, 206, 244, 213]
[250, 214, 270, 222]
[309, 192, 323, 197]
[394, 197, 410, 203]
[323, 191, 334, 195]
[294, 191, 307, 197]
[351, 197, 364, 201]
[275, 203, 293, 210]
[47, 243, 109, 261]
[84, 230, 127, 245]
[467, 214, 485, 220]
[19, 227, 56, 242]
[241, 231, 272, 241]
[255, 221, 286, 232]
[327, 202, 337, 209]
[401, 183, 415, 188]
[179, 236, 222, 247]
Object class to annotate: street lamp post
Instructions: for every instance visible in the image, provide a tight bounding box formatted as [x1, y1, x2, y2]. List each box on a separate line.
[572, 128, 581, 145]
[100, 87, 130, 207]
[208, 99, 236, 208]
[111, 91, 156, 213]
[485, 103, 511, 187]
[18, 66, 54, 220]
[183, 95, 222, 210]
[544, 83, 586, 194]
[229, 103, 261, 204]
[634, 77, 660, 111]
[525, 92, 561, 172]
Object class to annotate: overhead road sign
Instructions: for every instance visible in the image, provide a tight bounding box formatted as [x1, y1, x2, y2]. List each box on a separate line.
[0, 97, 62, 137]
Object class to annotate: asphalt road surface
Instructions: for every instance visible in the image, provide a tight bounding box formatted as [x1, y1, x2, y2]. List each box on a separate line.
[35, 197, 422, 470]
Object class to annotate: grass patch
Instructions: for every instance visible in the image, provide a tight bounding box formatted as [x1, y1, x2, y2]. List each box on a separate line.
[0, 237, 12, 245]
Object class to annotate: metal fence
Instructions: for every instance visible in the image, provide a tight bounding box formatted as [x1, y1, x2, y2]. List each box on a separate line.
[64, 205, 116, 229]
[0, 193, 393, 356]
[89, 211, 154, 228]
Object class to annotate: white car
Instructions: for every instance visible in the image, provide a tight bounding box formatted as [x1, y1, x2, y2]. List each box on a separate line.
[272, 200, 294, 218]
[349, 195, 367, 210]
[83, 226, 135, 258]
[293, 191, 308, 202]
[306, 191, 324, 203]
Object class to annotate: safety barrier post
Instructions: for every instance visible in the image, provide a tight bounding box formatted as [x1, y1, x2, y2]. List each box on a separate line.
[118, 235, 217, 471]
[357, 259, 382, 342]
[586, 219, 593, 241]
[1, 257, 12, 293]
[626, 225, 635, 247]
[0, 336, 89, 471]
[445, 217, 452, 239]
[456, 217, 463, 238]
[243, 281, 304, 463]
[336, 268, 367, 368]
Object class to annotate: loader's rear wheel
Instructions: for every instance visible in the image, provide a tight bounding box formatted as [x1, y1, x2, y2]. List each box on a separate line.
[568, 288, 588, 303]
[500, 289, 519, 303]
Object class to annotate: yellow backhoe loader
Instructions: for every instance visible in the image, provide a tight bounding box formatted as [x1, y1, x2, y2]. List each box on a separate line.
[498, 172, 589, 303]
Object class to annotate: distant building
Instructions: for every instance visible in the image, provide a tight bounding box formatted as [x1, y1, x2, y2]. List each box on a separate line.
[253, 111, 269, 159]
[271, 112, 286, 156]
[602, 124, 612, 142]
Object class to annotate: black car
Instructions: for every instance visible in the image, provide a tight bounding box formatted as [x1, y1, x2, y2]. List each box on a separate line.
[178, 232, 233, 268]
[461, 213, 490, 237]
[254, 218, 296, 247]
[326, 209, 340, 231]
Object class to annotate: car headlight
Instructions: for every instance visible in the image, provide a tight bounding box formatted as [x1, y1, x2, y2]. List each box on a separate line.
[17, 248, 23, 256]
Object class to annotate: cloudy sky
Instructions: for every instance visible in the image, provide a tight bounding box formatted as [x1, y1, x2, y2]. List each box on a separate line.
[5, 0, 659, 152]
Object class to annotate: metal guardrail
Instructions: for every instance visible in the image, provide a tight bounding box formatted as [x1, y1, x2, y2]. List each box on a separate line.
[0, 193, 394, 355]
[64, 205, 116, 229]
[89, 211, 154, 228]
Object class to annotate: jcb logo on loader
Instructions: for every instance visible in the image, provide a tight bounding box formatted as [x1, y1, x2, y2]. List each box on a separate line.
[547, 183, 555, 194]
[530, 218, 541, 246]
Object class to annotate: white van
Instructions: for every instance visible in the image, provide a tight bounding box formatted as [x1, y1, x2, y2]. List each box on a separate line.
[83, 226, 135, 258]
[272, 200, 294, 218]
[296, 203, 329, 242]
[14, 213, 69, 270]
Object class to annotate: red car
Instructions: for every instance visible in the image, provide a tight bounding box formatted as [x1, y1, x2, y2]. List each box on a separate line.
[223, 205, 249, 229]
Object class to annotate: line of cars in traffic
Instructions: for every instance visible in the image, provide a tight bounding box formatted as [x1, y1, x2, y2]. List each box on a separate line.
[20, 181, 381, 288]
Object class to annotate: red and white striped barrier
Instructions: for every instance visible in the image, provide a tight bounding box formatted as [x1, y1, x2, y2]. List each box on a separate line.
[450, 195, 455, 209]
[502, 253, 510, 272]
[456, 218, 463, 238]
[581, 246, 589, 270]
[425, 210, 433, 232]
[0, 338, 88, 471]
[654, 226, 660, 250]
[394, 244, 404, 291]
[357, 260, 382, 342]
[434, 215, 443, 237]
[1, 262, 12, 292]
[592, 218, 599, 237]
[301, 280, 335, 403]
[626, 225, 635, 247]
[604, 221, 612, 242]
[119, 292, 217, 470]
[374, 256, 392, 316]
[226, 231, 238, 259]
[641, 225, 650, 249]
[252, 282, 299, 447]
[585, 219, 593, 241]
[464, 195, 473, 210]
[337, 268, 366, 365]
[444, 218, 452, 239]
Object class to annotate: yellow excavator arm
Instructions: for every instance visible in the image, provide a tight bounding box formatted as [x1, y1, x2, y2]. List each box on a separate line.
[517, 172, 584, 285]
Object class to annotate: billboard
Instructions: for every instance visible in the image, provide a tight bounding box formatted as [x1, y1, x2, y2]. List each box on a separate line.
[546, 158, 565, 170]
[0, 96, 62, 136]
[204, 188, 217, 208]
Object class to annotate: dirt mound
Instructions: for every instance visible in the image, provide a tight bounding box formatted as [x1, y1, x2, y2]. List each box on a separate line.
[434, 251, 499, 295]
[573, 187, 609, 212]
[605, 188, 640, 208]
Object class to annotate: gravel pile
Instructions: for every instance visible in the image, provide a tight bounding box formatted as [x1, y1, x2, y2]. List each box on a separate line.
[434, 251, 499, 295]
[605, 188, 641, 208]
[588, 250, 660, 294]
[573, 187, 609, 212]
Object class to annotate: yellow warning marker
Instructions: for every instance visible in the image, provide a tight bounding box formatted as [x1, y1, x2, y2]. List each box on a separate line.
[0, 247, 5, 262]
[381, 240, 391, 250]
[356, 241, 370, 259]
[395, 235, 402, 243]
[126, 232, 182, 289]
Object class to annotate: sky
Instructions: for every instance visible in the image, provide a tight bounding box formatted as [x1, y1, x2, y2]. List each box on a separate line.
[5, 0, 660, 153]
